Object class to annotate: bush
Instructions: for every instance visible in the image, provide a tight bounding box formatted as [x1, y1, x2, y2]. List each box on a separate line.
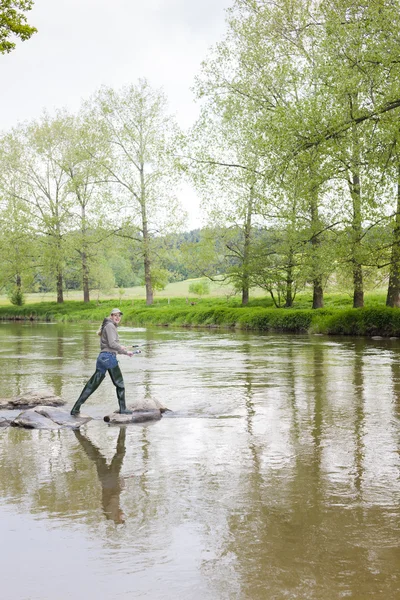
[9, 287, 25, 306]
[188, 280, 210, 296]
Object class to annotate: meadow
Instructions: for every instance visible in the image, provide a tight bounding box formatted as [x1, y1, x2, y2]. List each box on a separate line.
[0, 279, 398, 337]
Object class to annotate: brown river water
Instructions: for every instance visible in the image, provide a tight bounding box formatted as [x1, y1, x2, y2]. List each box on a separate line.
[0, 322, 399, 600]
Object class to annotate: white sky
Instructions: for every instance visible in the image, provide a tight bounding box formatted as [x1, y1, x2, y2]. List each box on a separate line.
[1, 0, 232, 228]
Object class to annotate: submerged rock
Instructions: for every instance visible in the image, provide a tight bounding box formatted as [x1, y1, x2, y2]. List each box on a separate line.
[10, 406, 91, 430]
[0, 391, 65, 410]
[104, 410, 162, 424]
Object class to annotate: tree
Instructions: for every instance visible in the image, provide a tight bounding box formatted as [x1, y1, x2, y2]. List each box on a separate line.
[193, 0, 400, 308]
[0, 0, 37, 54]
[0, 170, 38, 301]
[2, 118, 77, 303]
[0, 130, 40, 300]
[50, 110, 112, 303]
[188, 279, 210, 297]
[86, 79, 186, 305]
[187, 90, 266, 305]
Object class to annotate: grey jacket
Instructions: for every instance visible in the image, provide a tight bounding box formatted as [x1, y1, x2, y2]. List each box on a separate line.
[100, 318, 129, 355]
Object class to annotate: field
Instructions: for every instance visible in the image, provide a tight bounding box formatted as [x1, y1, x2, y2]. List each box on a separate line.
[1, 279, 398, 337]
[0, 277, 390, 310]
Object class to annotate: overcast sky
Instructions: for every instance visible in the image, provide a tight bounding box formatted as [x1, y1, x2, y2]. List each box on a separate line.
[1, 0, 232, 227]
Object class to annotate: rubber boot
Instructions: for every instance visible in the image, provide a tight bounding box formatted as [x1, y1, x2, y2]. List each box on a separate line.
[71, 370, 105, 415]
[109, 365, 132, 414]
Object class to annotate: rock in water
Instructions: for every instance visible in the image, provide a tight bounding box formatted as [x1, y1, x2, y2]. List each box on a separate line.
[11, 409, 60, 430]
[128, 397, 169, 413]
[10, 406, 91, 430]
[0, 417, 11, 428]
[104, 410, 162, 424]
[35, 407, 91, 429]
[0, 390, 65, 410]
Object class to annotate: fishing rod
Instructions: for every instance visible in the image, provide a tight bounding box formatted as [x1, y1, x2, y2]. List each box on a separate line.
[131, 341, 164, 349]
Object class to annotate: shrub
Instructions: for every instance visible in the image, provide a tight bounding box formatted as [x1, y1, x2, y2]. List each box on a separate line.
[188, 280, 210, 296]
[9, 287, 25, 306]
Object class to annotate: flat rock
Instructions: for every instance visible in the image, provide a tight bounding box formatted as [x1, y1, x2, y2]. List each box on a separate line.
[10, 406, 92, 430]
[0, 390, 65, 410]
[129, 398, 169, 413]
[104, 410, 162, 424]
[35, 406, 92, 428]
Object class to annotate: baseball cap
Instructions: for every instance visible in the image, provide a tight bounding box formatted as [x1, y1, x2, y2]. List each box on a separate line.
[110, 308, 123, 316]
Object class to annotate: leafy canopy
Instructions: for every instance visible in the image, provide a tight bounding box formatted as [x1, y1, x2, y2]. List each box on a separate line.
[0, 0, 37, 54]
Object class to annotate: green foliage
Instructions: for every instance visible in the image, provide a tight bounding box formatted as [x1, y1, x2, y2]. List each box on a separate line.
[0, 0, 37, 54]
[0, 294, 400, 337]
[150, 268, 170, 292]
[8, 286, 25, 306]
[188, 279, 210, 296]
[310, 308, 400, 337]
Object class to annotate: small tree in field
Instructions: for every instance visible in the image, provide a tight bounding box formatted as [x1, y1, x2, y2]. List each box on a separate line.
[189, 280, 210, 297]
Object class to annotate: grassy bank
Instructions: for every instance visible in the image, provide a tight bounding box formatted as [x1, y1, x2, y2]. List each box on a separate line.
[1, 296, 400, 337]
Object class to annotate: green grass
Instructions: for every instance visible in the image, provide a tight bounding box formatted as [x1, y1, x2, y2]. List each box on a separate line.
[0, 282, 397, 336]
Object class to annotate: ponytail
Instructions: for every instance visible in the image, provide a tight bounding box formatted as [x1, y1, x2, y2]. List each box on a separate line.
[97, 317, 109, 336]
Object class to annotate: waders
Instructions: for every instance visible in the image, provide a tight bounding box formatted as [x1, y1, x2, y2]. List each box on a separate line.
[71, 365, 132, 415]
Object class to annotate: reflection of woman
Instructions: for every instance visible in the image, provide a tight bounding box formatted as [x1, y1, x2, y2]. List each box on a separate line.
[74, 427, 127, 525]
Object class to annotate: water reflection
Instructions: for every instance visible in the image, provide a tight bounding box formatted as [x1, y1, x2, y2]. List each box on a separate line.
[74, 427, 127, 525]
[0, 325, 399, 599]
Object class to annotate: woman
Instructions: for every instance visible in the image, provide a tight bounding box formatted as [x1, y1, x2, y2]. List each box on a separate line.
[71, 308, 139, 415]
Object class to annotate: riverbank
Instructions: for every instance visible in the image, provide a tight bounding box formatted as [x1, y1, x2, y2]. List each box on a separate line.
[1, 299, 400, 336]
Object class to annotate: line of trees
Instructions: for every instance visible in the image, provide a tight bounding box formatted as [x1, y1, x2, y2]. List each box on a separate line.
[183, 0, 400, 308]
[0, 80, 186, 304]
[3, 0, 400, 308]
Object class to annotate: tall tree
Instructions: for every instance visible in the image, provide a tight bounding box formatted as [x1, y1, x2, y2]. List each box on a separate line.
[86, 80, 185, 305]
[49, 111, 111, 303]
[3, 118, 76, 302]
[188, 108, 265, 305]
[0, 138, 38, 301]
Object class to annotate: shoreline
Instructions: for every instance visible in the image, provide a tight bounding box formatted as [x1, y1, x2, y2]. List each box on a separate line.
[1, 301, 400, 337]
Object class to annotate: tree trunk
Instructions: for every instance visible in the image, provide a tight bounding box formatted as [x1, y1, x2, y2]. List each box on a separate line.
[242, 284, 249, 305]
[350, 114, 364, 308]
[313, 279, 324, 309]
[81, 201, 90, 303]
[140, 166, 153, 306]
[56, 270, 64, 303]
[285, 279, 293, 308]
[386, 163, 400, 307]
[310, 189, 324, 309]
[82, 251, 90, 303]
[351, 170, 364, 308]
[241, 185, 254, 306]
[285, 251, 294, 308]
[144, 247, 153, 306]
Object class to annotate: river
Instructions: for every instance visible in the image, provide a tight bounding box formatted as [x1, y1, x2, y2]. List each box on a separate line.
[0, 322, 399, 599]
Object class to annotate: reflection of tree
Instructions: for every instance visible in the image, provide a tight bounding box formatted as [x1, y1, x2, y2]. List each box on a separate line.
[390, 345, 400, 423]
[14, 330, 24, 397]
[74, 427, 126, 525]
[143, 370, 152, 401]
[82, 328, 92, 362]
[242, 339, 262, 498]
[41, 324, 65, 396]
[352, 339, 366, 498]
[222, 339, 328, 598]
